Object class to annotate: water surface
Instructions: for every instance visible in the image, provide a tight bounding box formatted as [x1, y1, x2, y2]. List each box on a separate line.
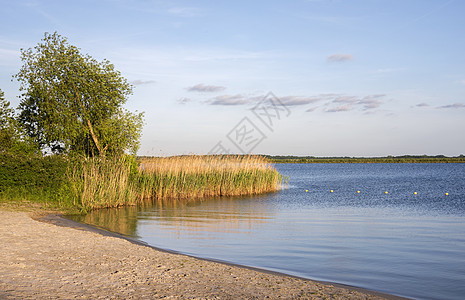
[70, 163, 465, 299]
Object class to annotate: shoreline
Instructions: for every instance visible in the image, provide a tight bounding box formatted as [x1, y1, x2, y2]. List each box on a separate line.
[44, 214, 404, 299]
[1, 207, 405, 299]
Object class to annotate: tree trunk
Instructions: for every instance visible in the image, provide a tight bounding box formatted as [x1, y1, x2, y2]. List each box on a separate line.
[87, 119, 105, 157]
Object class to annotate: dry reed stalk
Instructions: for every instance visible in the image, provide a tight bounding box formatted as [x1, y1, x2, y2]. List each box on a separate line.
[138, 155, 282, 201]
[68, 155, 282, 211]
[68, 156, 141, 210]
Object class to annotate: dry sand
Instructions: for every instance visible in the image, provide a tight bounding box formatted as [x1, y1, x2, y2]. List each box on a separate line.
[0, 206, 401, 299]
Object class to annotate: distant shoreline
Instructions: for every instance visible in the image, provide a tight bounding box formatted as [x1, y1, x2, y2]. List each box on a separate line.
[137, 155, 465, 164]
[265, 155, 465, 164]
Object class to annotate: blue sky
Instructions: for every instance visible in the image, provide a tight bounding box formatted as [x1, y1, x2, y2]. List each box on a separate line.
[1, 0, 464, 156]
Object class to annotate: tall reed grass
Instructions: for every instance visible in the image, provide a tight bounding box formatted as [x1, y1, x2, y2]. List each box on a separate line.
[68, 155, 282, 211]
[67, 156, 141, 211]
[137, 155, 282, 201]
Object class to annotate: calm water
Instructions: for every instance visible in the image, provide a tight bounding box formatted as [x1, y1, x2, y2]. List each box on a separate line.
[70, 163, 465, 299]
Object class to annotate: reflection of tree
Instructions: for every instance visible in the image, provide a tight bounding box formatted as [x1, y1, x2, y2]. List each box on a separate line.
[74, 193, 278, 237]
[77, 206, 140, 237]
[148, 195, 276, 235]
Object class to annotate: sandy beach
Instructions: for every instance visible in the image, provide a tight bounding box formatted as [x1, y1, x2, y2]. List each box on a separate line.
[0, 206, 399, 299]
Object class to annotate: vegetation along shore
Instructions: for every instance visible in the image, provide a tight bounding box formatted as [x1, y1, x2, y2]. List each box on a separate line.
[0, 32, 282, 213]
[0, 31, 426, 299]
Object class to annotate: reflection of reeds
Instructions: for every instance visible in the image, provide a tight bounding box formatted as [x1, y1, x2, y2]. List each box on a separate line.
[69, 155, 282, 211]
[137, 155, 282, 202]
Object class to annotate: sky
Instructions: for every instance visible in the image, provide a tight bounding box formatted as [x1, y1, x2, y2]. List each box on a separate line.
[1, 0, 464, 157]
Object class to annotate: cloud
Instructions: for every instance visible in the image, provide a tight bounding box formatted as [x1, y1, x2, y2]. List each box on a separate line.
[333, 95, 358, 103]
[320, 94, 386, 112]
[198, 92, 387, 112]
[131, 80, 156, 85]
[415, 102, 430, 107]
[326, 105, 353, 112]
[459, 80, 465, 85]
[177, 97, 191, 105]
[187, 84, 226, 93]
[437, 103, 465, 109]
[305, 106, 319, 112]
[358, 94, 385, 110]
[279, 96, 321, 106]
[327, 53, 353, 62]
[203, 94, 323, 107]
[207, 94, 250, 106]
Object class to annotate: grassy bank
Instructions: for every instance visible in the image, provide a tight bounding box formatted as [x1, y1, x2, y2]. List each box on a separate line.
[0, 154, 282, 213]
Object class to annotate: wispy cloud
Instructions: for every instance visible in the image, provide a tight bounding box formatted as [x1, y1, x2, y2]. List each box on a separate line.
[332, 95, 358, 103]
[415, 102, 430, 107]
[187, 84, 226, 93]
[203, 94, 323, 107]
[197, 94, 386, 112]
[327, 53, 353, 62]
[305, 106, 319, 112]
[279, 96, 321, 106]
[187, 91, 387, 112]
[131, 79, 156, 85]
[207, 94, 250, 106]
[327, 105, 353, 112]
[437, 103, 465, 109]
[322, 94, 386, 112]
[358, 94, 385, 110]
[177, 97, 191, 105]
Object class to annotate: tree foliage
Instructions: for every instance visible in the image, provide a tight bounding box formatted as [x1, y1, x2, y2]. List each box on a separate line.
[0, 89, 15, 151]
[15, 32, 144, 157]
[0, 89, 36, 154]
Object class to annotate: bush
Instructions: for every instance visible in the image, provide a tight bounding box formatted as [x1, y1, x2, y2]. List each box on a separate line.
[0, 153, 74, 208]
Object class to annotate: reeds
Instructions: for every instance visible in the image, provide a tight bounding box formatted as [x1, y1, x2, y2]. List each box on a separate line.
[68, 155, 283, 211]
[137, 155, 282, 201]
[67, 156, 141, 211]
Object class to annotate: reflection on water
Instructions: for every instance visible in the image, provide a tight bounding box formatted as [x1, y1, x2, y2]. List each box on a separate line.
[73, 194, 276, 238]
[75, 206, 140, 237]
[69, 163, 465, 300]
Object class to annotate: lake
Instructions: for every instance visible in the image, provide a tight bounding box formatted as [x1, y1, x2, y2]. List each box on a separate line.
[69, 163, 465, 299]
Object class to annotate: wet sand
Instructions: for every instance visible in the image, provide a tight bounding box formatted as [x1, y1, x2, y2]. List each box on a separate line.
[0, 207, 402, 299]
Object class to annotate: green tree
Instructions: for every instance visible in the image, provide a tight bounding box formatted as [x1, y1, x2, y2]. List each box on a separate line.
[0, 88, 16, 151]
[0, 89, 37, 154]
[15, 32, 144, 157]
